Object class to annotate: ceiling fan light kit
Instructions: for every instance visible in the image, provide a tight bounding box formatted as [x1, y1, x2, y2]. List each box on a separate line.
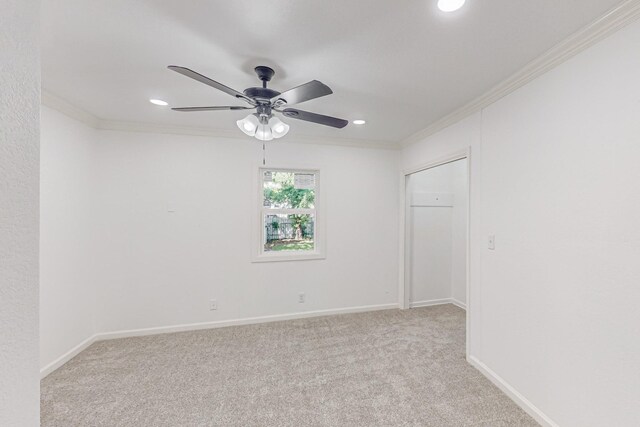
[169, 65, 347, 141]
[255, 123, 274, 141]
[236, 114, 258, 134]
[269, 117, 290, 138]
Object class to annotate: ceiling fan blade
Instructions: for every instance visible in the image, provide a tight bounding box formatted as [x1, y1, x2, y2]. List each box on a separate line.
[281, 108, 348, 129]
[172, 106, 254, 112]
[273, 80, 333, 106]
[168, 65, 254, 104]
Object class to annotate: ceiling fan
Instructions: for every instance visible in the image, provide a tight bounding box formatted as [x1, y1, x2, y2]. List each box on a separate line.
[168, 65, 348, 141]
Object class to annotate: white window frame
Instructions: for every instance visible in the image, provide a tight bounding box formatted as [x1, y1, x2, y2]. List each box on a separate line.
[252, 167, 325, 263]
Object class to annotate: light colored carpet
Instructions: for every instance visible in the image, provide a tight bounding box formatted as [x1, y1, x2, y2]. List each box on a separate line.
[41, 305, 538, 426]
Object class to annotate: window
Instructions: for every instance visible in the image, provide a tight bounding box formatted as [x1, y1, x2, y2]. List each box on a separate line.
[254, 168, 324, 262]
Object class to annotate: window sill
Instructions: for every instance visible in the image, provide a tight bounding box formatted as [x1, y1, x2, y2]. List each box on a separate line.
[251, 252, 326, 263]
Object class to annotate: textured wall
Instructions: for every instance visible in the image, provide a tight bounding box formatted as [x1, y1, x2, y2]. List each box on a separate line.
[0, 0, 41, 425]
[40, 106, 96, 372]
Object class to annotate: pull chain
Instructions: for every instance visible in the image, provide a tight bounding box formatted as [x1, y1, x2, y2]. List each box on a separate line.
[262, 142, 266, 165]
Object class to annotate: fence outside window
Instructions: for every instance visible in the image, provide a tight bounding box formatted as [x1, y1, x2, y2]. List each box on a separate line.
[265, 215, 314, 242]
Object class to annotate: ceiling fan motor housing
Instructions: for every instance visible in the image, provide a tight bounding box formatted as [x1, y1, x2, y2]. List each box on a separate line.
[243, 87, 280, 102]
[244, 65, 281, 102]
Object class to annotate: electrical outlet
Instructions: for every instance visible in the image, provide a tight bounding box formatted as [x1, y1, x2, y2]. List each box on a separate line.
[209, 299, 218, 310]
[298, 293, 305, 303]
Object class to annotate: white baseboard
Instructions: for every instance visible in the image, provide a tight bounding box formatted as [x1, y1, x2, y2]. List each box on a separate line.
[410, 298, 466, 310]
[451, 298, 467, 310]
[40, 303, 398, 378]
[410, 298, 452, 308]
[40, 334, 97, 379]
[468, 355, 559, 427]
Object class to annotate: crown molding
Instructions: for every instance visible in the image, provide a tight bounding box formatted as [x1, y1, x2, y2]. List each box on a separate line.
[41, 90, 101, 128]
[41, 90, 398, 150]
[97, 119, 399, 150]
[401, 0, 640, 147]
[97, 119, 241, 139]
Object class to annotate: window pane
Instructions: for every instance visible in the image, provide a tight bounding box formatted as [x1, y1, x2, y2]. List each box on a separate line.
[263, 171, 315, 209]
[264, 213, 315, 252]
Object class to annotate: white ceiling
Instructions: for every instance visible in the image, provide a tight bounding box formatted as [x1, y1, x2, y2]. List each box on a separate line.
[42, 0, 622, 145]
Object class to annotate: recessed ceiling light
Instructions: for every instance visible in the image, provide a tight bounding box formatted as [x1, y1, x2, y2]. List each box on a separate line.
[438, 0, 466, 12]
[353, 119, 366, 125]
[149, 98, 169, 106]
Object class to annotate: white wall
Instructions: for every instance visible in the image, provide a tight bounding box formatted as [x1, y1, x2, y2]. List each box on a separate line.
[408, 164, 453, 306]
[450, 159, 467, 304]
[401, 18, 640, 427]
[410, 207, 452, 303]
[0, 0, 40, 425]
[40, 106, 96, 371]
[407, 159, 467, 305]
[39, 113, 400, 363]
[90, 131, 399, 333]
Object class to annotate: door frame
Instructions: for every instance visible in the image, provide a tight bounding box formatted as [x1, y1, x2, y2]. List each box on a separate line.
[398, 148, 471, 358]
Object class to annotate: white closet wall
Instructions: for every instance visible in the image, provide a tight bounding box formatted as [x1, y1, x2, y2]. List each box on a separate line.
[450, 159, 468, 305]
[407, 159, 467, 306]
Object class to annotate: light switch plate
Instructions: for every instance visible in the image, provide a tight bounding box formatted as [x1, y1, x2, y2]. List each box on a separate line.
[488, 235, 495, 250]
